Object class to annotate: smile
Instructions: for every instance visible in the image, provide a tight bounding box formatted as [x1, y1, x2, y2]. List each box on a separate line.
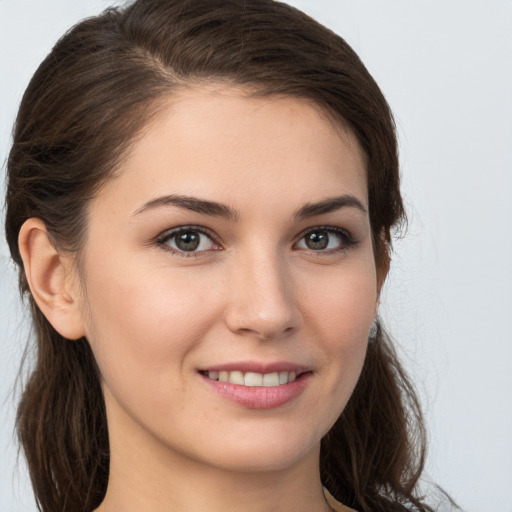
[199, 369, 311, 409]
[202, 370, 299, 387]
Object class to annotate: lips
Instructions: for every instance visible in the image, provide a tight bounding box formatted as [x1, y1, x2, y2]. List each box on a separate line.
[198, 363, 312, 409]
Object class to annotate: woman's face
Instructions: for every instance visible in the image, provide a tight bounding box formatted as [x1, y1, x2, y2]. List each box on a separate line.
[76, 86, 380, 474]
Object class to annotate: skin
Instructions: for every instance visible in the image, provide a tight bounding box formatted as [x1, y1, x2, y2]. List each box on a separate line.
[20, 86, 383, 512]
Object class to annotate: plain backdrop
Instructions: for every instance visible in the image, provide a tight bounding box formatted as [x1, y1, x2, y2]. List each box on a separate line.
[1, 1, 511, 511]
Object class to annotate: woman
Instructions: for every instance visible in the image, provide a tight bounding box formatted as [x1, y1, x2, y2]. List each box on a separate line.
[4, 0, 449, 511]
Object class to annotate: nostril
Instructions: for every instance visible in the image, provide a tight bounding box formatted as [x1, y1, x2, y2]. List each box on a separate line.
[223, 273, 302, 339]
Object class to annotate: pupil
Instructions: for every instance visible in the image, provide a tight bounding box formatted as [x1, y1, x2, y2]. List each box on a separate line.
[306, 231, 329, 250]
[176, 232, 200, 251]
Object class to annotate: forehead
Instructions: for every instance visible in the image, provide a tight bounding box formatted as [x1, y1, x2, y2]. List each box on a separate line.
[93, 86, 368, 218]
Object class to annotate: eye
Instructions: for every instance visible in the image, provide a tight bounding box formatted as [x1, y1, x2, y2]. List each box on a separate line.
[295, 227, 354, 252]
[157, 227, 220, 254]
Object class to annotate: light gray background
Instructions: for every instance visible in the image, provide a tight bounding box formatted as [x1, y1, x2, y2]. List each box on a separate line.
[1, 1, 511, 511]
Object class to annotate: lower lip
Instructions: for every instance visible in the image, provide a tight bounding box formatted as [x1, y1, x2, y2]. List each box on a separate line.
[200, 373, 311, 409]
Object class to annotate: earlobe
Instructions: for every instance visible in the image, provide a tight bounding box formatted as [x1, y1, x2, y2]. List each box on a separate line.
[18, 218, 86, 340]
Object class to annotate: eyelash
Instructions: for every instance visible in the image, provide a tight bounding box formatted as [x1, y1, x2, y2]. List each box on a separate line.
[296, 226, 357, 253]
[155, 225, 221, 257]
[155, 225, 357, 257]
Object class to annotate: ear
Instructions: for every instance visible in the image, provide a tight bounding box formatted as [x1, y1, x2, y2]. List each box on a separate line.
[374, 234, 391, 315]
[18, 218, 86, 340]
[376, 244, 390, 294]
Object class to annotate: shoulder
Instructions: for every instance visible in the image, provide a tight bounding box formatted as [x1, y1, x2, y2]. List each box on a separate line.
[323, 488, 358, 512]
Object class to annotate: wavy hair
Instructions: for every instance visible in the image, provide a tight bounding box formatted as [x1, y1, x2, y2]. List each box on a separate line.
[5, 1, 440, 511]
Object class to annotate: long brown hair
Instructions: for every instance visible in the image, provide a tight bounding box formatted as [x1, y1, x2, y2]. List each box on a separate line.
[5, 1, 437, 511]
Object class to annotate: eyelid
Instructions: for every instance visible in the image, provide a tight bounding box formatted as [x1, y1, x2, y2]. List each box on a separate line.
[153, 224, 356, 256]
[155, 225, 223, 254]
[294, 225, 357, 251]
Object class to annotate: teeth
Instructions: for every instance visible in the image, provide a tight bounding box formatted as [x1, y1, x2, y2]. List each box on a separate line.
[262, 372, 279, 387]
[228, 371, 244, 385]
[205, 370, 300, 386]
[245, 372, 263, 386]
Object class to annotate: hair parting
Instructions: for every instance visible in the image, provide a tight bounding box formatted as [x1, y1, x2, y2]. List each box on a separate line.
[5, 1, 456, 511]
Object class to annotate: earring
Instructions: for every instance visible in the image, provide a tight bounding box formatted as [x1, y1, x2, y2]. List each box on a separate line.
[368, 318, 379, 343]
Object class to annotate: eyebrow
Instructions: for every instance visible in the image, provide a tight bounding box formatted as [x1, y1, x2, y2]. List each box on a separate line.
[133, 194, 239, 220]
[133, 193, 366, 220]
[294, 194, 367, 220]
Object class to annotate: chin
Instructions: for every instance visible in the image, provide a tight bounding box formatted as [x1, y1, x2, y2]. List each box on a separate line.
[186, 424, 324, 474]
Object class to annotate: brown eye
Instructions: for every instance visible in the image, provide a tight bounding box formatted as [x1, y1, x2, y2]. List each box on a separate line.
[295, 227, 353, 252]
[160, 228, 217, 254]
[175, 231, 201, 251]
[304, 231, 329, 250]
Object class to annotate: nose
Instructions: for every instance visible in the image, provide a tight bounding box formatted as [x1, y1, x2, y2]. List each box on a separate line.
[224, 250, 301, 340]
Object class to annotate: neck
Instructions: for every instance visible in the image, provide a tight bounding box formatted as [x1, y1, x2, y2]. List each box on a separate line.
[95, 404, 332, 512]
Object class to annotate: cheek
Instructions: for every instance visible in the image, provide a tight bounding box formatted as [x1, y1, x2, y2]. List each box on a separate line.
[80, 257, 224, 395]
[300, 257, 377, 412]
[305, 256, 377, 344]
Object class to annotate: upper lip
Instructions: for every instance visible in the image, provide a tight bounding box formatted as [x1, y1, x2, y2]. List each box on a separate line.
[200, 361, 311, 374]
